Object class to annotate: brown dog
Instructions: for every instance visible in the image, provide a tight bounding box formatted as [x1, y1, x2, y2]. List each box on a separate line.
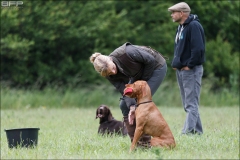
[96, 104, 127, 136]
[123, 80, 176, 152]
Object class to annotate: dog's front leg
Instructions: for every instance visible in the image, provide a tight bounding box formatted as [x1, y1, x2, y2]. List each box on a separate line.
[129, 127, 143, 153]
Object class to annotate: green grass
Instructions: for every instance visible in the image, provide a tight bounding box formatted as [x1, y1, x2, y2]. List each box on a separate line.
[1, 106, 239, 159]
[1, 79, 238, 109]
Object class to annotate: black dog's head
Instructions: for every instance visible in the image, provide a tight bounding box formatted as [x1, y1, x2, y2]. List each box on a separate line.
[96, 104, 113, 124]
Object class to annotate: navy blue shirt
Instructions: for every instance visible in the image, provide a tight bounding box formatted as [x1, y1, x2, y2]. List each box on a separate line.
[171, 14, 205, 69]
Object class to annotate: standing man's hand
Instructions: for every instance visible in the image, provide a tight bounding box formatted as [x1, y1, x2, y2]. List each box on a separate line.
[128, 105, 136, 125]
[181, 66, 190, 70]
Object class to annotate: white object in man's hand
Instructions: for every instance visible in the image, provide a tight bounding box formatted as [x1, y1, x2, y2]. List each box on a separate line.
[128, 105, 136, 125]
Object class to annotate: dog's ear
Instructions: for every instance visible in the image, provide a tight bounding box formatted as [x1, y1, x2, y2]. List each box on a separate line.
[141, 81, 151, 97]
[106, 106, 113, 121]
[140, 84, 146, 97]
[96, 107, 99, 119]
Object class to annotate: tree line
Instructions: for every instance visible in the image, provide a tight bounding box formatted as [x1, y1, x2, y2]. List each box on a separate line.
[1, 0, 239, 92]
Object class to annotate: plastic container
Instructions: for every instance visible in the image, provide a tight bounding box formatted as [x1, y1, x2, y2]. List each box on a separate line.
[5, 128, 40, 148]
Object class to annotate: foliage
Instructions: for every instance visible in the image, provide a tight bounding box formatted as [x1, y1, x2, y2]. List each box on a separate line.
[1, 107, 239, 159]
[1, 0, 239, 90]
[205, 34, 239, 91]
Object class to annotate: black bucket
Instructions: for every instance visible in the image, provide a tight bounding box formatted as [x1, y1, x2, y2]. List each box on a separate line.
[5, 128, 40, 148]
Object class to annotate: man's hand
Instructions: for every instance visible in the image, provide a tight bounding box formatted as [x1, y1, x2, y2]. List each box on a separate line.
[181, 66, 190, 70]
[128, 105, 136, 125]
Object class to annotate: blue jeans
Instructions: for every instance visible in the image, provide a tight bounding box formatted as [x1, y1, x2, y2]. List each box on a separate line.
[176, 65, 203, 134]
[120, 63, 167, 116]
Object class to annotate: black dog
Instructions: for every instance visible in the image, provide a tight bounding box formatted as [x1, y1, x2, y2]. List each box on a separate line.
[96, 104, 127, 136]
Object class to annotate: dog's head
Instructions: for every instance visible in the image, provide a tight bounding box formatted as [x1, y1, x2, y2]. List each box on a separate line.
[123, 80, 151, 99]
[96, 104, 113, 124]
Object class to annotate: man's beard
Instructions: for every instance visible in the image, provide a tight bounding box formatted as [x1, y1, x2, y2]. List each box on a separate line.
[173, 18, 180, 23]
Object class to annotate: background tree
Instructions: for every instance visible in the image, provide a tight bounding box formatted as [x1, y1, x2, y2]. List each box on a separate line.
[1, 0, 239, 91]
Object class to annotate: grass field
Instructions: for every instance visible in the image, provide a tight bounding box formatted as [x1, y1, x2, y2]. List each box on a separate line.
[1, 106, 239, 159]
[1, 78, 239, 109]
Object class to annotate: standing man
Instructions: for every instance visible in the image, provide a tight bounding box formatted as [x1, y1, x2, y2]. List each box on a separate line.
[168, 2, 205, 135]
